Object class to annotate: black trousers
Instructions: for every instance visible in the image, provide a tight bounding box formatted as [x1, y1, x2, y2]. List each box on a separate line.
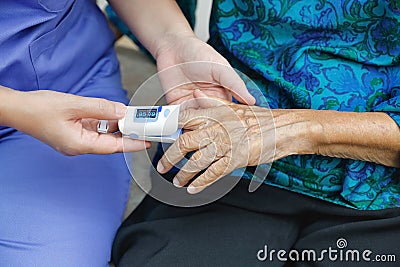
[112, 179, 400, 267]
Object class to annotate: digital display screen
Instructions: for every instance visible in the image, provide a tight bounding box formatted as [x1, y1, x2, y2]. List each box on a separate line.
[136, 109, 158, 119]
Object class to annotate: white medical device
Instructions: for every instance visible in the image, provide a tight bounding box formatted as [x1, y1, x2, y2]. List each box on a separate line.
[97, 120, 109, 134]
[116, 105, 181, 143]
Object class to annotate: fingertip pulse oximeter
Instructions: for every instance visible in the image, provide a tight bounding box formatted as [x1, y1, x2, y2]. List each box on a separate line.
[117, 105, 181, 143]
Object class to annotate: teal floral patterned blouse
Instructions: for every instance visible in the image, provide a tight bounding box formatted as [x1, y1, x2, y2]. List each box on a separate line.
[208, 0, 400, 210]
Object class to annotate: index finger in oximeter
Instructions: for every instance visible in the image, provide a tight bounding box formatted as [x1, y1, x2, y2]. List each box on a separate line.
[118, 105, 181, 143]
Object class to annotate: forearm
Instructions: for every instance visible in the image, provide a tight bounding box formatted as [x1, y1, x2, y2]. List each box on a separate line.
[108, 0, 195, 58]
[0, 85, 22, 128]
[315, 111, 400, 167]
[271, 109, 400, 168]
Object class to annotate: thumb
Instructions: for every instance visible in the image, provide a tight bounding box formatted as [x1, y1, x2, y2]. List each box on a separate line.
[72, 96, 127, 120]
[193, 89, 231, 109]
[212, 63, 256, 105]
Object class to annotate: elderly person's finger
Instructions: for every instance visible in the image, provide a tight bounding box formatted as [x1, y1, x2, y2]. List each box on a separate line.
[186, 157, 234, 194]
[173, 141, 227, 187]
[157, 130, 214, 174]
[172, 147, 214, 187]
[162, 93, 274, 193]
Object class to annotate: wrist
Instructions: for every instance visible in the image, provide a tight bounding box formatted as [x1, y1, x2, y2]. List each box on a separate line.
[152, 31, 197, 61]
[0, 86, 24, 128]
[269, 109, 323, 160]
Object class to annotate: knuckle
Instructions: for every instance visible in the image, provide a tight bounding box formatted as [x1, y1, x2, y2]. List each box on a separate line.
[221, 156, 231, 166]
[159, 155, 170, 167]
[186, 158, 202, 172]
[235, 107, 245, 117]
[180, 173, 194, 185]
[243, 107, 256, 118]
[177, 134, 191, 152]
[161, 151, 177, 169]
[174, 172, 184, 183]
[191, 179, 203, 188]
[178, 110, 190, 124]
[245, 117, 258, 128]
[216, 147, 226, 158]
[190, 150, 203, 162]
[97, 99, 113, 114]
[202, 147, 216, 162]
[192, 173, 209, 187]
[246, 124, 261, 136]
[97, 99, 106, 110]
[111, 139, 122, 154]
[220, 157, 232, 171]
[205, 167, 220, 181]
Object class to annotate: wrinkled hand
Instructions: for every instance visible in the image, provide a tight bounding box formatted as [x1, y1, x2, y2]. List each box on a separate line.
[12, 90, 150, 155]
[155, 34, 255, 108]
[156, 90, 276, 194]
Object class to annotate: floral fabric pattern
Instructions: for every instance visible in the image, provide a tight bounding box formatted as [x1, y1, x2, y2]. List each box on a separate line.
[209, 0, 400, 210]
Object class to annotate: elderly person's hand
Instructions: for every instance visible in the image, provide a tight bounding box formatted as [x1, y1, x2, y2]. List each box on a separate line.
[157, 90, 400, 194]
[157, 90, 317, 193]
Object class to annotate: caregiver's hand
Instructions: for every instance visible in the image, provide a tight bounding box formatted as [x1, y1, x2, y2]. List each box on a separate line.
[154, 34, 256, 108]
[0, 88, 150, 155]
[108, 0, 255, 109]
[157, 90, 317, 194]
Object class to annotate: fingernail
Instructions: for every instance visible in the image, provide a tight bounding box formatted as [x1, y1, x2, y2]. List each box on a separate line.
[187, 185, 197, 194]
[173, 178, 181, 187]
[116, 104, 127, 117]
[156, 161, 165, 173]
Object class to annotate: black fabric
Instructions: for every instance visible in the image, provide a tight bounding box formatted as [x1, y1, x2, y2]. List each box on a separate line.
[112, 178, 400, 267]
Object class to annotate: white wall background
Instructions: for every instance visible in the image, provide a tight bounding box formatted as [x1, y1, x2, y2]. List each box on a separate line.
[194, 0, 213, 41]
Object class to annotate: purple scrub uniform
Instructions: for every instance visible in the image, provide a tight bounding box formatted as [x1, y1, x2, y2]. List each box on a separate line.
[0, 0, 131, 266]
